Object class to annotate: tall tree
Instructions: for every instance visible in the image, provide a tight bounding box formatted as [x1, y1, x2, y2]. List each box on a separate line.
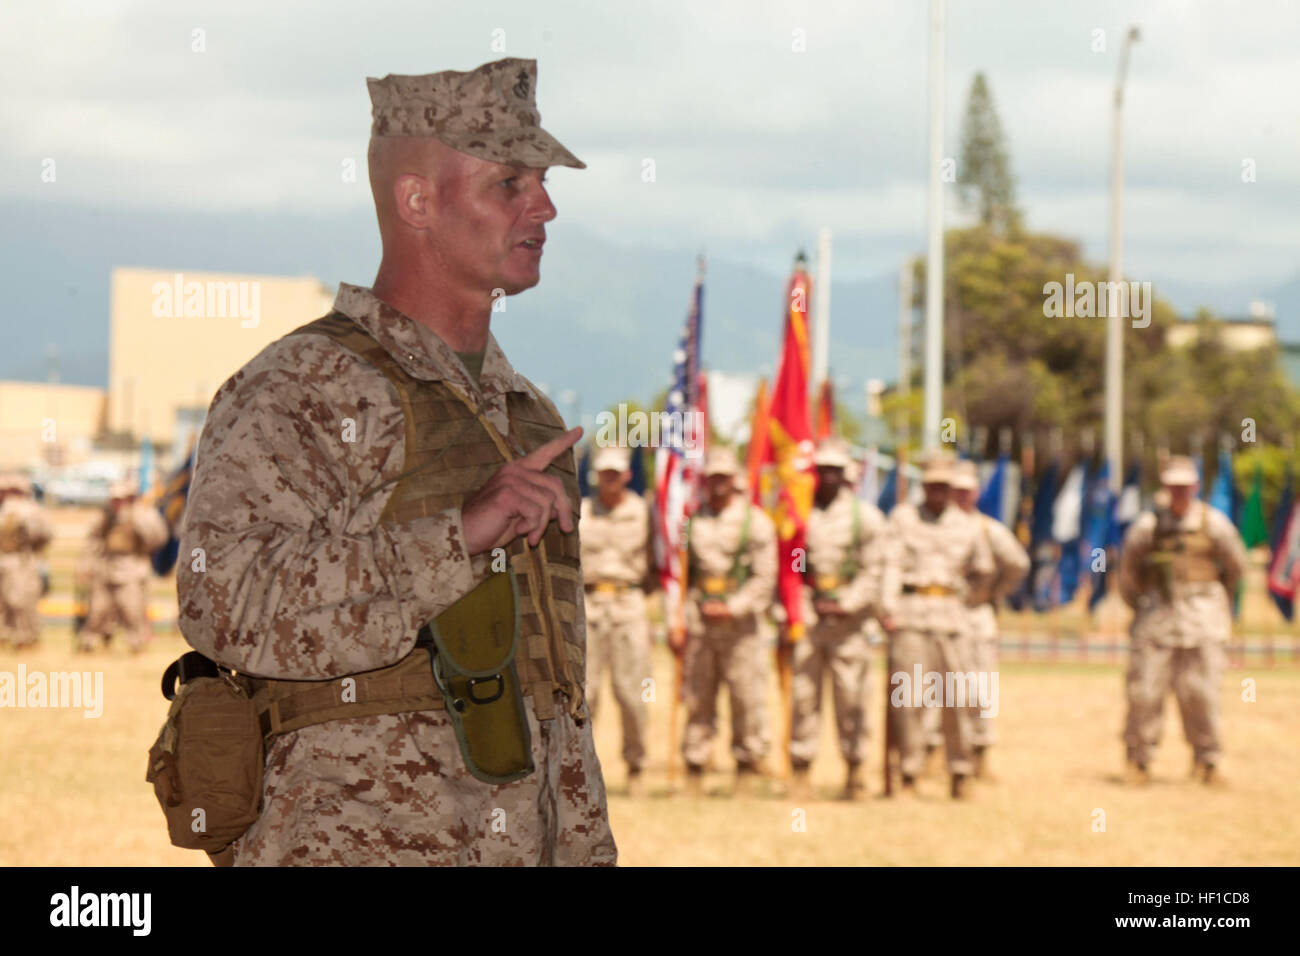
[958, 73, 1021, 233]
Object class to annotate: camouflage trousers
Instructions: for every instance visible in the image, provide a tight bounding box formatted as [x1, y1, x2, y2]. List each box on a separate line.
[0, 554, 42, 647]
[79, 577, 152, 651]
[233, 704, 617, 866]
[584, 589, 651, 772]
[682, 613, 770, 768]
[1124, 637, 1226, 767]
[889, 629, 976, 777]
[790, 617, 871, 767]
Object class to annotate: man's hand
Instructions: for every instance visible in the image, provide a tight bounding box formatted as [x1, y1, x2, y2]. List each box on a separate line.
[700, 598, 731, 623]
[461, 427, 583, 555]
[877, 613, 899, 634]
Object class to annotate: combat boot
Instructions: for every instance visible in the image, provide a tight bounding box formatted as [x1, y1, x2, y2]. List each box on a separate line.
[789, 763, 813, 802]
[684, 764, 705, 798]
[897, 773, 920, 798]
[733, 761, 762, 798]
[950, 773, 971, 800]
[626, 768, 646, 798]
[1125, 760, 1151, 786]
[842, 762, 865, 801]
[1200, 763, 1226, 789]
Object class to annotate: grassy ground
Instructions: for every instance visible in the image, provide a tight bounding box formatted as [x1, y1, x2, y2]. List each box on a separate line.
[1, 627, 1296, 866]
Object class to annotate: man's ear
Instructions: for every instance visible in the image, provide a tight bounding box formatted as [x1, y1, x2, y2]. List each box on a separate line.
[392, 173, 432, 229]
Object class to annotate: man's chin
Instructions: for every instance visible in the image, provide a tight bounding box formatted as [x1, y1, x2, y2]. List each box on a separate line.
[494, 274, 540, 298]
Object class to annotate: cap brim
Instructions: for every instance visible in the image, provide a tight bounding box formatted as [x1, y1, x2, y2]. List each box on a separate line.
[440, 125, 585, 169]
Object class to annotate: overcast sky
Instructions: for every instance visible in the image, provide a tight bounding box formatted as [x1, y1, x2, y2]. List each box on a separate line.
[3, 0, 1298, 287]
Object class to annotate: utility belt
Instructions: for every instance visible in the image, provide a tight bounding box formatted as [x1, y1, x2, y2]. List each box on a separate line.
[810, 572, 842, 600]
[697, 575, 738, 597]
[902, 583, 956, 597]
[146, 571, 538, 863]
[584, 580, 636, 596]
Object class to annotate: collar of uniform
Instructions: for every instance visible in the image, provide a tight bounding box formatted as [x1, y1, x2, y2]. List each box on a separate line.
[332, 283, 532, 431]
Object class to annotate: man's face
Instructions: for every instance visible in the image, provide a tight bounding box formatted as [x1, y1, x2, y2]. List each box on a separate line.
[954, 487, 977, 511]
[597, 468, 628, 497]
[923, 481, 950, 512]
[706, 473, 735, 501]
[429, 151, 557, 297]
[815, 465, 845, 501]
[1167, 483, 1196, 516]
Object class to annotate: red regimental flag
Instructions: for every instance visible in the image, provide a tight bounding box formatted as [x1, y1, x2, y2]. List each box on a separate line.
[763, 256, 816, 640]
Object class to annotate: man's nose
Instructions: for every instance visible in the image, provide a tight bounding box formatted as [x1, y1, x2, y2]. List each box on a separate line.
[530, 183, 557, 223]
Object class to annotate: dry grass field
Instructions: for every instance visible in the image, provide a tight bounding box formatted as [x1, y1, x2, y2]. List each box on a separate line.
[1, 625, 1297, 867]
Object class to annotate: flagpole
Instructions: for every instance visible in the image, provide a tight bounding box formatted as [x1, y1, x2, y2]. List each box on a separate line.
[922, 0, 946, 452]
[813, 227, 832, 400]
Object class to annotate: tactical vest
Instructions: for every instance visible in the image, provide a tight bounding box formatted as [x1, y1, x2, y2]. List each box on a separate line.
[687, 500, 752, 597]
[0, 514, 26, 553]
[104, 515, 140, 555]
[806, 495, 862, 598]
[1144, 502, 1220, 589]
[248, 311, 586, 739]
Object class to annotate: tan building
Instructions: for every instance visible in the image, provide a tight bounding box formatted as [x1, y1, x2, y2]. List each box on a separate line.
[1165, 303, 1278, 352]
[0, 381, 106, 469]
[108, 268, 335, 448]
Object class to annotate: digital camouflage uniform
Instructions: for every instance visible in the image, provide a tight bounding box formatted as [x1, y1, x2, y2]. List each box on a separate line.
[962, 506, 1029, 750]
[0, 480, 53, 648]
[880, 496, 994, 781]
[1118, 495, 1246, 771]
[682, 491, 778, 770]
[79, 497, 167, 652]
[580, 484, 653, 775]
[178, 284, 616, 866]
[791, 485, 887, 770]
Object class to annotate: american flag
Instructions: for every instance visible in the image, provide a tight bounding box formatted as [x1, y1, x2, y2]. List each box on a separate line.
[654, 271, 706, 632]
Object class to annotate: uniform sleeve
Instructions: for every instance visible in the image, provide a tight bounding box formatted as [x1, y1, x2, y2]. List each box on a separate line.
[26, 503, 54, 551]
[963, 517, 997, 605]
[132, 502, 171, 553]
[875, 512, 903, 621]
[1210, 510, 1249, 597]
[1117, 514, 1154, 608]
[727, 508, 777, 617]
[838, 502, 883, 615]
[177, 338, 476, 680]
[989, 520, 1030, 599]
[642, 498, 660, 593]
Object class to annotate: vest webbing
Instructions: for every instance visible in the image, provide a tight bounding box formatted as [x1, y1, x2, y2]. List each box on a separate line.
[0, 514, 27, 552]
[247, 311, 586, 738]
[1147, 502, 1220, 585]
[687, 500, 752, 592]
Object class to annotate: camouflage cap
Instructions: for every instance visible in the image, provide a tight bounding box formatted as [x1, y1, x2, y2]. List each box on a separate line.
[703, 446, 741, 478]
[1160, 455, 1199, 487]
[367, 58, 586, 169]
[950, 459, 979, 491]
[920, 451, 956, 485]
[812, 438, 852, 470]
[591, 445, 631, 472]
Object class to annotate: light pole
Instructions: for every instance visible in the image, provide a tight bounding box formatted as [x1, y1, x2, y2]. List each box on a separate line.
[1105, 25, 1140, 495]
[923, 0, 946, 453]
